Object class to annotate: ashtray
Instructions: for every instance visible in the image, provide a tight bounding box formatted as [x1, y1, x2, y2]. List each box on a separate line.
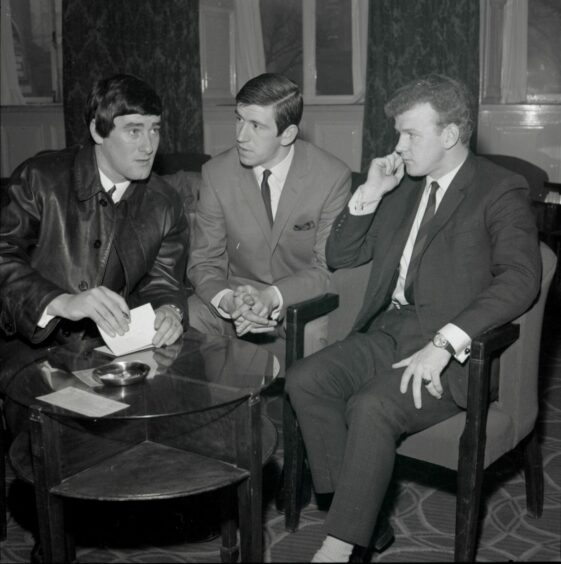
[93, 361, 150, 387]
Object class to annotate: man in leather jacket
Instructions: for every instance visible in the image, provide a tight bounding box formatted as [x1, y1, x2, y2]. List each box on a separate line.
[0, 74, 190, 402]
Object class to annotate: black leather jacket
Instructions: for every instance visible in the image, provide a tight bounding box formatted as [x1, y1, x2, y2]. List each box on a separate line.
[0, 145, 190, 344]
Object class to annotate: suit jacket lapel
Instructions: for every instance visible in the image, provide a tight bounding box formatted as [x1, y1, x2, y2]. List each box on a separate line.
[237, 164, 272, 241]
[271, 141, 307, 250]
[424, 156, 474, 246]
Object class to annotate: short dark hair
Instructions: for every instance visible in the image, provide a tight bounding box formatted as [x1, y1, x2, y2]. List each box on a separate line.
[236, 73, 303, 135]
[384, 74, 474, 145]
[85, 74, 162, 138]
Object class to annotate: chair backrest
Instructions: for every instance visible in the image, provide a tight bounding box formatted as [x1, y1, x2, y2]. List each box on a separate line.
[496, 242, 557, 445]
[479, 154, 549, 202]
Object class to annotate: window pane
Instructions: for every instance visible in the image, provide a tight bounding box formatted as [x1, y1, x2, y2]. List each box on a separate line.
[260, 0, 303, 88]
[9, 0, 54, 99]
[527, 0, 561, 98]
[316, 0, 353, 96]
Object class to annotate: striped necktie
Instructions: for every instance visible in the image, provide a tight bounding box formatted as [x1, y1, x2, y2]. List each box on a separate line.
[403, 181, 440, 304]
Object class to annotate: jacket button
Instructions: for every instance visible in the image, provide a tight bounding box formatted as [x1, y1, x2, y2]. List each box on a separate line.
[93, 239, 101, 248]
[100, 198, 108, 207]
[79, 281, 89, 291]
[62, 329, 71, 337]
[6, 322, 14, 332]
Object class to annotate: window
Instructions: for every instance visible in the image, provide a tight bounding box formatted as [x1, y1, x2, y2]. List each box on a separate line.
[480, 0, 561, 104]
[260, 0, 367, 103]
[526, 0, 561, 103]
[3, 0, 62, 104]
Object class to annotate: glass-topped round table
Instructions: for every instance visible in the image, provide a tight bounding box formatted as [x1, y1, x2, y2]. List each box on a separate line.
[5, 329, 280, 563]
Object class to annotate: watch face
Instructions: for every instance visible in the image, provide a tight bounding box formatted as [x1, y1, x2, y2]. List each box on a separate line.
[433, 334, 448, 348]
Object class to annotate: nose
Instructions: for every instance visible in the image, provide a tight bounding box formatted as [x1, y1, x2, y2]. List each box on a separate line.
[140, 132, 155, 154]
[395, 133, 407, 154]
[236, 121, 249, 143]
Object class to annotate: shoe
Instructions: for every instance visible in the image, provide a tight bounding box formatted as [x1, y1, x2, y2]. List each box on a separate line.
[347, 518, 395, 562]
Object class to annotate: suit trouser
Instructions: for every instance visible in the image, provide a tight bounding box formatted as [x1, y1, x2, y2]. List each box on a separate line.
[285, 306, 463, 547]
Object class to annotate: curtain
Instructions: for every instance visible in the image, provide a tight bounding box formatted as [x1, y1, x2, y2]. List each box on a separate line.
[1, 0, 25, 105]
[361, 0, 480, 170]
[352, 0, 369, 101]
[501, 0, 527, 103]
[62, 0, 203, 153]
[234, 0, 266, 91]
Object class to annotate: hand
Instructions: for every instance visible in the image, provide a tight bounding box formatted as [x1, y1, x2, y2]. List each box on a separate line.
[393, 342, 452, 409]
[47, 287, 130, 338]
[362, 152, 405, 201]
[231, 285, 278, 336]
[153, 340, 182, 368]
[153, 304, 184, 348]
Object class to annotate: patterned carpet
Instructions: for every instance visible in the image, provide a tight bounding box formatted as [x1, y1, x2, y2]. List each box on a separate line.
[2, 298, 560, 563]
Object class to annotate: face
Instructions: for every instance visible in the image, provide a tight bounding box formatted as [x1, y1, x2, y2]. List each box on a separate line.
[394, 102, 449, 178]
[91, 114, 161, 182]
[235, 104, 290, 169]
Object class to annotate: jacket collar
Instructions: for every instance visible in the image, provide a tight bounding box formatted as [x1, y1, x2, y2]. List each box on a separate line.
[73, 145, 105, 201]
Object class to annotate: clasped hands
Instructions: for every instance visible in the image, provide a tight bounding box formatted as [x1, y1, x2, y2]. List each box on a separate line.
[220, 284, 279, 337]
[47, 287, 183, 348]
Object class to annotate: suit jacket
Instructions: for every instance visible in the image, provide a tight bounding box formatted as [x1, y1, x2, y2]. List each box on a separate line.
[326, 153, 542, 407]
[187, 139, 351, 313]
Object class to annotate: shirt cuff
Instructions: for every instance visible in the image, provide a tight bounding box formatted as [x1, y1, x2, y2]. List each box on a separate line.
[37, 306, 56, 329]
[211, 289, 234, 319]
[270, 286, 283, 320]
[348, 185, 382, 216]
[439, 323, 472, 363]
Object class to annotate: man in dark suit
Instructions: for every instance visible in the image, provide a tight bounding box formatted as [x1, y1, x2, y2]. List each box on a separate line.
[187, 73, 351, 358]
[285, 74, 541, 562]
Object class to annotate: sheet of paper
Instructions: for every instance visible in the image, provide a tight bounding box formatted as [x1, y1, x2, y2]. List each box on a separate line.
[98, 303, 156, 357]
[37, 387, 129, 417]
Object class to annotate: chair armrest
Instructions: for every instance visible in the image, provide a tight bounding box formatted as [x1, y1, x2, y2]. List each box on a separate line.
[461, 323, 520, 463]
[285, 293, 339, 369]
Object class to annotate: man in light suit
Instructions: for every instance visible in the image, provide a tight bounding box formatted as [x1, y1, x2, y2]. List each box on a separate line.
[187, 73, 351, 357]
[285, 74, 541, 562]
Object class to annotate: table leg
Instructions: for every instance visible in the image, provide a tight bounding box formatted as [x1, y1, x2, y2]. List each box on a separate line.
[235, 395, 263, 563]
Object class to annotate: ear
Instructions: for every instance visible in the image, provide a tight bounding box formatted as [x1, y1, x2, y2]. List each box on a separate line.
[89, 119, 104, 145]
[280, 124, 299, 146]
[442, 123, 460, 149]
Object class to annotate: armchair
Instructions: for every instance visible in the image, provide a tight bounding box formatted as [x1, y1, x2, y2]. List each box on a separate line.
[282, 242, 556, 561]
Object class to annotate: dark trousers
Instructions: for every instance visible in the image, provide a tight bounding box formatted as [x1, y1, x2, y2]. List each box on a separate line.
[285, 306, 462, 547]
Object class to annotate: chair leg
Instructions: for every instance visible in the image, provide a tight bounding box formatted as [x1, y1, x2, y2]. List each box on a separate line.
[455, 448, 485, 562]
[522, 428, 544, 518]
[282, 394, 306, 532]
[220, 487, 240, 563]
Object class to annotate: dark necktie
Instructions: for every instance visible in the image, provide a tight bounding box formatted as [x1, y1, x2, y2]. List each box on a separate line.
[404, 181, 440, 304]
[261, 169, 274, 226]
[107, 185, 117, 202]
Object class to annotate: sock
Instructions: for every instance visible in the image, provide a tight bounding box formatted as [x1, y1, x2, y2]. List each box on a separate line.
[312, 535, 354, 562]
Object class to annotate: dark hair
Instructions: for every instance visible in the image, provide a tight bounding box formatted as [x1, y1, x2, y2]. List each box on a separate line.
[236, 73, 303, 134]
[384, 74, 474, 145]
[85, 74, 162, 138]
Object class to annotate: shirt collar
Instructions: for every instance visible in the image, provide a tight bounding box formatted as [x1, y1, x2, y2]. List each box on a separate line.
[253, 144, 295, 186]
[426, 157, 467, 194]
[98, 168, 130, 193]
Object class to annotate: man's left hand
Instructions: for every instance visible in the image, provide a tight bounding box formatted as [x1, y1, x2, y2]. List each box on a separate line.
[393, 342, 452, 409]
[153, 305, 184, 348]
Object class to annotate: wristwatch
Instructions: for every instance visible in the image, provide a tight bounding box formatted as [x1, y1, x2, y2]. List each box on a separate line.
[166, 304, 184, 321]
[432, 333, 455, 356]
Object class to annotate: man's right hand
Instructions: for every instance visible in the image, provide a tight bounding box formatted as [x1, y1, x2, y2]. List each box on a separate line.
[361, 151, 405, 201]
[47, 287, 130, 337]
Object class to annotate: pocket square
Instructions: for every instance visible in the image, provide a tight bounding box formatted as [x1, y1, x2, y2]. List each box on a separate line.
[293, 220, 315, 231]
